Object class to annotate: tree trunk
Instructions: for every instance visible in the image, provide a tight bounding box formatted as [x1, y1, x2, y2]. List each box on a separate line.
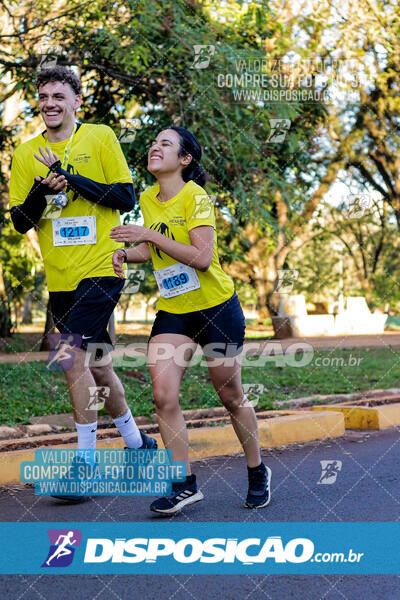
[14, 302, 20, 329]
[121, 298, 130, 322]
[254, 279, 270, 322]
[21, 293, 33, 325]
[39, 299, 55, 351]
[0, 296, 12, 337]
[360, 277, 373, 306]
[0, 263, 12, 337]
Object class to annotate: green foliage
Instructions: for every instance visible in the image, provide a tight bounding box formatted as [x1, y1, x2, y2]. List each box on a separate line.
[0, 0, 328, 322]
[0, 219, 43, 311]
[2, 0, 400, 322]
[289, 232, 342, 301]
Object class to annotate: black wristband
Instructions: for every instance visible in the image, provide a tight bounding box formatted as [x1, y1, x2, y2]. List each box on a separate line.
[49, 160, 62, 174]
[119, 248, 128, 262]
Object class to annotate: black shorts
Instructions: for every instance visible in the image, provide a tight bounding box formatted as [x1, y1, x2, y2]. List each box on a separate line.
[149, 292, 246, 357]
[49, 276, 124, 351]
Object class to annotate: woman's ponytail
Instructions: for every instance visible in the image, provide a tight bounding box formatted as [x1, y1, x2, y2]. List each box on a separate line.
[182, 160, 207, 187]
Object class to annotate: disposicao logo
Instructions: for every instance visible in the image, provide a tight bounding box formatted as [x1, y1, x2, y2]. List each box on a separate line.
[42, 529, 82, 568]
[83, 536, 315, 565]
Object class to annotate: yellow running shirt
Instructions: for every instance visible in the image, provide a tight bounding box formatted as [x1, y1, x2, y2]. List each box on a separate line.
[140, 180, 234, 313]
[9, 124, 130, 291]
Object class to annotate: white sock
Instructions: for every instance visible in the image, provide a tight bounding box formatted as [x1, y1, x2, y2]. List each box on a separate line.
[75, 421, 97, 464]
[113, 409, 142, 448]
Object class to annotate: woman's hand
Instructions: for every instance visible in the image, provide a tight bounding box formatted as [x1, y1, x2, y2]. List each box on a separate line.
[34, 146, 60, 168]
[112, 249, 126, 279]
[110, 224, 152, 243]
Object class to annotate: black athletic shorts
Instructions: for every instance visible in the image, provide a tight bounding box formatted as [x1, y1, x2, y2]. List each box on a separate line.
[49, 276, 124, 352]
[149, 292, 246, 357]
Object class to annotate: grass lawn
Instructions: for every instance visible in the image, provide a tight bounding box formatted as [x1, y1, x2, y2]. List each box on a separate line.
[1, 347, 400, 426]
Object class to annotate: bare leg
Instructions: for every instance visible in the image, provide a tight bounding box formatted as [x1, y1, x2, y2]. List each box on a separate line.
[63, 348, 129, 423]
[90, 353, 128, 419]
[148, 334, 196, 474]
[206, 356, 261, 468]
[62, 347, 98, 424]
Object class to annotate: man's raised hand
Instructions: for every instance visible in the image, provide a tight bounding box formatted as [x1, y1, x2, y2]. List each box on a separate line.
[34, 145, 60, 168]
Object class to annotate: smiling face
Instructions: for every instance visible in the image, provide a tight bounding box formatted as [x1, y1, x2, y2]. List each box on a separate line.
[38, 81, 81, 130]
[147, 129, 192, 178]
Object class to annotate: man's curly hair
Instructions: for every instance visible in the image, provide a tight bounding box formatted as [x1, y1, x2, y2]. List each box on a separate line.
[36, 66, 82, 95]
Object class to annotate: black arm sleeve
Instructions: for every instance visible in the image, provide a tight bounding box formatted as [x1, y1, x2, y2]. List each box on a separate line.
[49, 161, 135, 213]
[10, 180, 55, 234]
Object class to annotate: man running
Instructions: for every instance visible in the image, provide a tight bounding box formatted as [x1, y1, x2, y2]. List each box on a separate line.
[9, 66, 156, 501]
[45, 531, 77, 566]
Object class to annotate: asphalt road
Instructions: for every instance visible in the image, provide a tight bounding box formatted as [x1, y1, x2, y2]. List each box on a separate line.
[1, 428, 400, 599]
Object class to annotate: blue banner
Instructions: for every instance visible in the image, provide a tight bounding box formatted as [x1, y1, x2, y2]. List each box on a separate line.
[0, 522, 399, 574]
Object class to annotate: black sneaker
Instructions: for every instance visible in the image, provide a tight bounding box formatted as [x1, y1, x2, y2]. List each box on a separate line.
[51, 455, 96, 503]
[150, 474, 204, 514]
[138, 431, 158, 449]
[51, 494, 89, 504]
[245, 463, 271, 509]
[123, 432, 157, 454]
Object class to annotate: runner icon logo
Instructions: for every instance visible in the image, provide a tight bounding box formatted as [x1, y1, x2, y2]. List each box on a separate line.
[45, 334, 81, 372]
[317, 460, 342, 485]
[191, 45, 215, 69]
[193, 194, 216, 220]
[241, 383, 265, 408]
[274, 269, 299, 294]
[123, 269, 145, 294]
[43, 195, 63, 219]
[347, 193, 372, 219]
[267, 119, 291, 143]
[42, 529, 82, 568]
[87, 386, 110, 411]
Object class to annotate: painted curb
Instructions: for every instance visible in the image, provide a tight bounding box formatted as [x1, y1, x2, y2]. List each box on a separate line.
[310, 403, 400, 430]
[0, 411, 345, 485]
[188, 411, 345, 459]
[0, 411, 299, 451]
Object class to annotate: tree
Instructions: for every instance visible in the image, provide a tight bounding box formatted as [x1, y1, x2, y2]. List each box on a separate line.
[232, 0, 400, 323]
[1, 0, 327, 332]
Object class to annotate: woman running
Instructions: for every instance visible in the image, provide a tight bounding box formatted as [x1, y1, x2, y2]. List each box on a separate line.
[110, 126, 271, 514]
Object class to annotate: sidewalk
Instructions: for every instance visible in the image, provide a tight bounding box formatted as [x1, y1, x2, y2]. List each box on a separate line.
[1, 332, 400, 364]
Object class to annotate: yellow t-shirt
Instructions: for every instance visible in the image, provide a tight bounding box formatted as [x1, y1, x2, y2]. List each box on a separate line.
[9, 123, 131, 291]
[140, 180, 234, 313]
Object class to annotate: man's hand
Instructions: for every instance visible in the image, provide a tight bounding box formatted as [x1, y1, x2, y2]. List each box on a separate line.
[110, 224, 151, 243]
[35, 173, 68, 192]
[34, 146, 60, 168]
[112, 249, 126, 279]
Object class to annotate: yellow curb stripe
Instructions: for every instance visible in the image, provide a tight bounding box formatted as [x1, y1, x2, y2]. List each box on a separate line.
[0, 412, 344, 485]
[310, 403, 400, 429]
